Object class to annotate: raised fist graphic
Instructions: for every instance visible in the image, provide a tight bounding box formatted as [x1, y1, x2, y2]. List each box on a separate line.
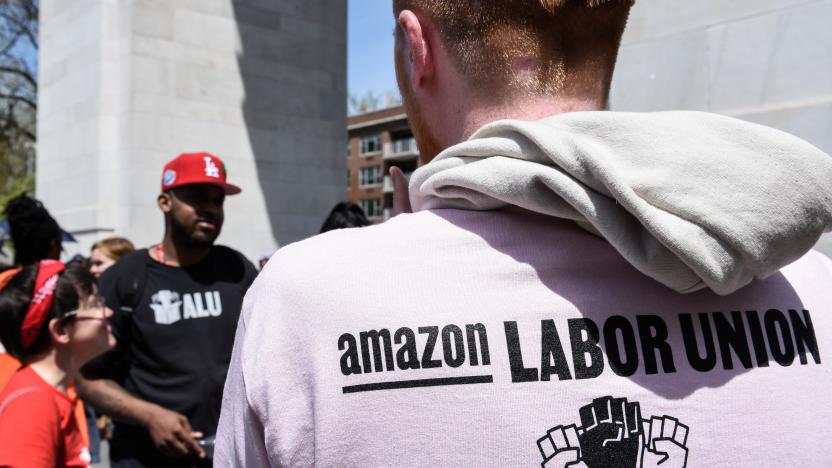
[637, 416, 688, 468]
[577, 397, 642, 468]
[537, 424, 588, 468]
[536, 396, 689, 468]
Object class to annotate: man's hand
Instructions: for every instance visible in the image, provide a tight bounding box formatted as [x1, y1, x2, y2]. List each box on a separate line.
[143, 405, 205, 459]
[76, 377, 206, 459]
[390, 166, 412, 216]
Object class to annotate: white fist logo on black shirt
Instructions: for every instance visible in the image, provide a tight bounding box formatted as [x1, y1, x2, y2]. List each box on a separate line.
[150, 290, 183, 325]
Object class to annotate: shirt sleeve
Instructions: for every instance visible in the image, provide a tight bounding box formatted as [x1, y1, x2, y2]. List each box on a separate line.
[242, 255, 259, 290]
[215, 247, 316, 467]
[0, 389, 60, 468]
[214, 294, 272, 467]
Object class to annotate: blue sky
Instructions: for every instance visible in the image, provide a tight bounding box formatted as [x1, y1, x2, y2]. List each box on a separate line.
[348, 0, 399, 102]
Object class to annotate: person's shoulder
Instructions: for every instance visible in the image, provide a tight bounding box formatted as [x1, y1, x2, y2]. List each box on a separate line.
[250, 211, 450, 297]
[0, 373, 56, 419]
[775, 249, 832, 299]
[98, 248, 150, 289]
[784, 249, 832, 274]
[210, 245, 258, 285]
[103, 249, 150, 276]
[117, 248, 151, 263]
[0, 374, 59, 457]
[212, 244, 248, 260]
[0, 385, 54, 409]
[211, 245, 256, 270]
[277, 211, 449, 259]
[811, 248, 832, 270]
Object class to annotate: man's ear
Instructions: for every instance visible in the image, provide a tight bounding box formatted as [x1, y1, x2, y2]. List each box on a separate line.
[48, 318, 71, 345]
[398, 10, 434, 92]
[158, 192, 173, 214]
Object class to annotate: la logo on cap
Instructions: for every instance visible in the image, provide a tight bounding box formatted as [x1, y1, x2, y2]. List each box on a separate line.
[204, 156, 220, 179]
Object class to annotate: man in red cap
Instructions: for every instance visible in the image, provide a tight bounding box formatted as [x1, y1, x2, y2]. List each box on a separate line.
[78, 152, 257, 467]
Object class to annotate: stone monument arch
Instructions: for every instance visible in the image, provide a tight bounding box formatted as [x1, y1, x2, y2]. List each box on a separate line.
[37, 0, 346, 260]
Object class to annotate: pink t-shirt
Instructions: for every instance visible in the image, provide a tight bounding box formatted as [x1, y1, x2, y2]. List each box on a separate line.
[217, 208, 832, 467]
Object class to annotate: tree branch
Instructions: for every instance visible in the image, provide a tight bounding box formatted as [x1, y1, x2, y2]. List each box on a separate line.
[0, 65, 36, 90]
[0, 30, 25, 58]
[0, 113, 35, 142]
[0, 1, 39, 145]
[13, 123, 34, 141]
[0, 11, 38, 50]
[0, 93, 36, 111]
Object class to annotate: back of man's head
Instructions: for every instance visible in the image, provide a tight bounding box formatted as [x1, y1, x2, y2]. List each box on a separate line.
[394, 0, 634, 103]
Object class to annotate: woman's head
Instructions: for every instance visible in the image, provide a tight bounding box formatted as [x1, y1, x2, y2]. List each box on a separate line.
[0, 261, 115, 365]
[90, 237, 135, 278]
[3, 194, 63, 266]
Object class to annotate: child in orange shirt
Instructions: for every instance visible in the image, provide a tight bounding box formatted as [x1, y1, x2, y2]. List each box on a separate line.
[0, 261, 115, 467]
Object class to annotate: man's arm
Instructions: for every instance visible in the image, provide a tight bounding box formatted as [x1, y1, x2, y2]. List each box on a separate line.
[76, 376, 205, 459]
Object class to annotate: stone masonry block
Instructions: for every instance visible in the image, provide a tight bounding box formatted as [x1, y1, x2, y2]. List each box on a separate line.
[622, 0, 816, 45]
[707, 1, 832, 113]
[611, 29, 707, 111]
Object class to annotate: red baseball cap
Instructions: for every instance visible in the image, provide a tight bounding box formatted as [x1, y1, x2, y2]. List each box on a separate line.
[161, 152, 241, 195]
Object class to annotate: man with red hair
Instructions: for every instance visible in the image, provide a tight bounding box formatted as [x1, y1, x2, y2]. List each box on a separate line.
[217, 2, 832, 466]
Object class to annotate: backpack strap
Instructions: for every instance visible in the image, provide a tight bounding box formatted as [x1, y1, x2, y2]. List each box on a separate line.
[114, 249, 150, 315]
[108, 250, 150, 373]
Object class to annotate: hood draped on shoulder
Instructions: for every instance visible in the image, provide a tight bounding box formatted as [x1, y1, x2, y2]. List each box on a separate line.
[409, 111, 832, 295]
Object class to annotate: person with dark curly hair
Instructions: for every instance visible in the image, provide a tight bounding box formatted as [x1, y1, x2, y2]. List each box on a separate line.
[0, 261, 115, 467]
[2, 194, 64, 267]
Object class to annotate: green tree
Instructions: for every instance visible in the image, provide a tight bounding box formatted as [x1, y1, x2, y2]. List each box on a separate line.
[0, 0, 37, 142]
[0, 142, 33, 208]
[0, 0, 37, 206]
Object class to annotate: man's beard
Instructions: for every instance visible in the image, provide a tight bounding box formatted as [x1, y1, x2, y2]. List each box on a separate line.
[395, 47, 444, 164]
[169, 214, 219, 248]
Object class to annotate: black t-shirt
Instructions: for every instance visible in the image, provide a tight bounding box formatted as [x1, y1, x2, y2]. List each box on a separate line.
[84, 246, 257, 464]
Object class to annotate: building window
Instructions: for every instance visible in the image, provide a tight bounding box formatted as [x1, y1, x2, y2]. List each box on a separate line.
[391, 137, 417, 154]
[347, 143, 351, 158]
[346, 169, 351, 189]
[359, 166, 382, 187]
[359, 135, 381, 155]
[361, 198, 382, 218]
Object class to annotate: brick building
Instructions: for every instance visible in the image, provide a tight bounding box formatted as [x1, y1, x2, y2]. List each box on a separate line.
[346, 105, 419, 222]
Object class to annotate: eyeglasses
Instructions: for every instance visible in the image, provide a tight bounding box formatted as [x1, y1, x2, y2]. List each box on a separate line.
[60, 295, 109, 322]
